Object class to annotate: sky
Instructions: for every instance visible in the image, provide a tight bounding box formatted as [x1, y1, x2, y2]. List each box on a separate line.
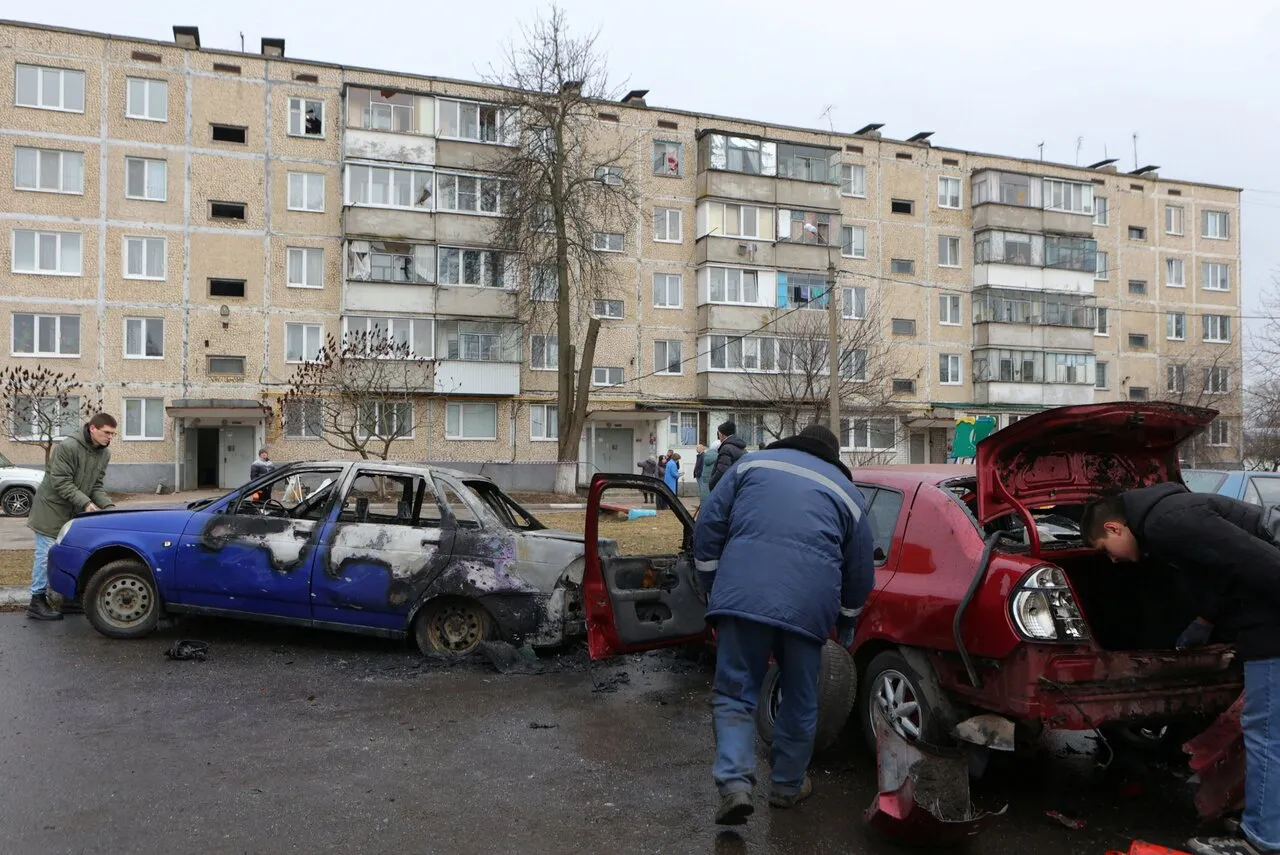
[16, 0, 1280, 362]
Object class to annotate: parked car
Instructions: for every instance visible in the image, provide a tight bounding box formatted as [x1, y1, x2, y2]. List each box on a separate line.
[582, 402, 1243, 755]
[0, 452, 43, 517]
[49, 461, 615, 654]
[1183, 468, 1280, 507]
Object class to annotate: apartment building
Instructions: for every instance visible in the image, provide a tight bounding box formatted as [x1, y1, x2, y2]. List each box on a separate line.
[0, 20, 1244, 491]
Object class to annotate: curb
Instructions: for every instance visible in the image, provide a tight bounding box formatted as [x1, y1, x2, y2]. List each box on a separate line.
[0, 586, 28, 607]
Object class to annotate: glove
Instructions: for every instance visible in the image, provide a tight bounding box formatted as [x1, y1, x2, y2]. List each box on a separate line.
[836, 607, 861, 648]
[1176, 618, 1213, 649]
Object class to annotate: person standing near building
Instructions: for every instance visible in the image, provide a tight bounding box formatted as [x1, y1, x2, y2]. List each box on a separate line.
[663, 451, 681, 502]
[26, 413, 118, 621]
[698, 440, 720, 504]
[249, 448, 275, 481]
[694, 424, 874, 825]
[707, 421, 747, 492]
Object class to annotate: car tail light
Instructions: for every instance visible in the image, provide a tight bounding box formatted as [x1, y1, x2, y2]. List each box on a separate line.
[1010, 565, 1091, 643]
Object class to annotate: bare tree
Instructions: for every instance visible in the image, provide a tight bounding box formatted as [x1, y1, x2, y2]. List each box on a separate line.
[1153, 344, 1241, 466]
[277, 332, 430, 461]
[0, 366, 100, 466]
[1244, 379, 1280, 470]
[484, 5, 639, 493]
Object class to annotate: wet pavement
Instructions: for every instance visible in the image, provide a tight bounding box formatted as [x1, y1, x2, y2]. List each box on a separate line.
[0, 613, 1214, 855]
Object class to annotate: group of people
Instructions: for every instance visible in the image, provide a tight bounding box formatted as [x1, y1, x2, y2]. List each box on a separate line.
[638, 420, 749, 508]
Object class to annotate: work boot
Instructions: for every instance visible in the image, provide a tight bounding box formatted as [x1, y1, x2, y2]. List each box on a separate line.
[26, 593, 64, 621]
[714, 791, 753, 826]
[1187, 838, 1273, 855]
[768, 775, 813, 808]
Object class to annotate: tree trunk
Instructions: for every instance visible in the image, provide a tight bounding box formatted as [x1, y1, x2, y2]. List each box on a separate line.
[556, 318, 601, 493]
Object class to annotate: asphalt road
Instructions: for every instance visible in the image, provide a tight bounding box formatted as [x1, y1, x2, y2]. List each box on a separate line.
[0, 613, 1214, 855]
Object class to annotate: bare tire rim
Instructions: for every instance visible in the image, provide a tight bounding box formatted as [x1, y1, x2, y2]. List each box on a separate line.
[97, 575, 154, 630]
[872, 669, 923, 741]
[3, 490, 32, 516]
[427, 603, 484, 654]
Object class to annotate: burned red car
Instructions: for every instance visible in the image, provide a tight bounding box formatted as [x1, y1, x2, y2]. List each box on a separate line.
[582, 402, 1243, 754]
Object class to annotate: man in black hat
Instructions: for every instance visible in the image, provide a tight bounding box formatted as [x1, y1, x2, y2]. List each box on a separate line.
[707, 420, 747, 492]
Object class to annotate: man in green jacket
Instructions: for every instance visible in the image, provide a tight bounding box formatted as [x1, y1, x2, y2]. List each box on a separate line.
[27, 412, 118, 620]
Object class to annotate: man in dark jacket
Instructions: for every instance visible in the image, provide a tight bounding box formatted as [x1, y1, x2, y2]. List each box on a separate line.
[707, 420, 747, 492]
[27, 412, 117, 620]
[694, 424, 875, 825]
[1082, 483, 1280, 855]
[249, 448, 275, 481]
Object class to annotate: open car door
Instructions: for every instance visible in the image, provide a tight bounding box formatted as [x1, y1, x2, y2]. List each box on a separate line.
[582, 473, 709, 659]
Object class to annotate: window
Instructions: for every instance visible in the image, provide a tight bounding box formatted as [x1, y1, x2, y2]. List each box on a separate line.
[1048, 353, 1096, 385]
[210, 201, 246, 220]
[653, 273, 682, 308]
[210, 124, 247, 144]
[708, 268, 760, 305]
[843, 287, 867, 320]
[595, 166, 624, 186]
[346, 164, 434, 210]
[12, 313, 79, 356]
[348, 88, 413, 133]
[844, 418, 895, 451]
[11, 396, 79, 441]
[126, 78, 167, 121]
[892, 379, 916, 395]
[287, 172, 325, 212]
[594, 232, 624, 252]
[210, 278, 246, 298]
[653, 140, 682, 176]
[593, 300, 624, 319]
[1202, 211, 1229, 239]
[349, 316, 435, 358]
[890, 199, 914, 215]
[123, 236, 165, 280]
[1128, 226, 1147, 241]
[700, 202, 770, 239]
[841, 348, 867, 381]
[1045, 236, 1098, 272]
[1206, 367, 1231, 394]
[1043, 178, 1093, 214]
[530, 334, 558, 370]
[593, 367, 624, 387]
[891, 318, 916, 336]
[840, 225, 867, 259]
[1093, 197, 1109, 225]
[530, 404, 557, 442]
[1208, 418, 1230, 447]
[1095, 307, 1109, 335]
[125, 157, 167, 201]
[1203, 314, 1231, 343]
[780, 210, 830, 245]
[14, 147, 84, 194]
[654, 340, 682, 375]
[287, 247, 324, 288]
[438, 99, 505, 143]
[1167, 312, 1186, 341]
[1095, 251, 1109, 281]
[288, 97, 324, 137]
[446, 402, 497, 440]
[668, 411, 698, 447]
[438, 247, 509, 288]
[1167, 257, 1186, 287]
[653, 207, 682, 242]
[938, 176, 962, 209]
[285, 323, 323, 363]
[15, 64, 85, 112]
[124, 317, 164, 359]
[939, 295, 961, 325]
[207, 356, 245, 375]
[1166, 205, 1184, 235]
[13, 230, 82, 275]
[1129, 387, 1149, 402]
[349, 241, 433, 285]
[841, 164, 866, 197]
[939, 354, 962, 385]
[1095, 361, 1108, 390]
[1167, 364, 1187, 394]
[785, 272, 830, 310]
[282, 398, 323, 439]
[1128, 333, 1149, 349]
[938, 235, 961, 267]
[531, 266, 558, 302]
[891, 259, 915, 275]
[1128, 280, 1148, 296]
[1203, 262, 1230, 292]
[357, 401, 414, 439]
[123, 398, 164, 440]
[777, 142, 836, 183]
[437, 173, 503, 214]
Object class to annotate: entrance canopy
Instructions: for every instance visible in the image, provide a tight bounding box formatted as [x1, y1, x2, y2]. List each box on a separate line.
[166, 399, 271, 424]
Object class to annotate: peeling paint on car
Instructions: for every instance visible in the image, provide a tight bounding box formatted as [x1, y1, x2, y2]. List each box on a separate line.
[200, 515, 319, 573]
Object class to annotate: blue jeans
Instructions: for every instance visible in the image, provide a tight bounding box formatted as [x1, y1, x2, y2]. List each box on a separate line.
[29, 532, 54, 596]
[711, 615, 822, 797]
[1243, 657, 1280, 852]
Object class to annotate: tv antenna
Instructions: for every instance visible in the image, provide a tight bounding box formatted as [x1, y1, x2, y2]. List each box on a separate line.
[818, 105, 836, 133]
[1132, 132, 1139, 171]
[239, 31, 245, 52]
[1037, 142, 1044, 161]
[1075, 136, 1084, 165]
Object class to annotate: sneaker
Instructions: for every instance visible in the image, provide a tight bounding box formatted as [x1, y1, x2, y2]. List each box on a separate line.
[715, 791, 753, 826]
[768, 775, 814, 808]
[26, 593, 64, 622]
[1186, 837, 1273, 855]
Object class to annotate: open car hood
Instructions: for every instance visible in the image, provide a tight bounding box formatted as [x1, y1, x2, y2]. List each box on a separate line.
[975, 402, 1216, 524]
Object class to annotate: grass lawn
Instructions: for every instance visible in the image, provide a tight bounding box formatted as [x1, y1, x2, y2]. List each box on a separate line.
[536, 510, 687, 555]
[0, 551, 32, 587]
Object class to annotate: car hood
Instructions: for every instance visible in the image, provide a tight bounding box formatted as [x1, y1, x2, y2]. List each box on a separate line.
[2, 466, 44, 482]
[975, 402, 1216, 524]
[65, 505, 194, 535]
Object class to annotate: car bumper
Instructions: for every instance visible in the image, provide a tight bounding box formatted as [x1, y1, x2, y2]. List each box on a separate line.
[47, 544, 87, 600]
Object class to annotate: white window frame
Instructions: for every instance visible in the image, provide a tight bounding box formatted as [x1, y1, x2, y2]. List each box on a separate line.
[12, 229, 82, 276]
[12, 313, 80, 357]
[595, 166, 624, 186]
[654, 340, 683, 375]
[841, 163, 866, 197]
[345, 163, 435, 211]
[1166, 257, 1186, 287]
[708, 267, 761, 305]
[1093, 197, 1108, 226]
[841, 225, 867, 259]
[288, 96, 325, 138]
[937, 176, 962, 209]
[1202, 210, 1230, 240]
[1042, 178, 1093, 214]
[1208, 418, 1230, 447]
[845, 418, 896, 452]
[343, 316, 433, 359]
[1167, 364, 1187, 394]
[283, 398, 323, 439]
[653, 140, 682, 177]
[125, 77, 167, 122]
[592, 366, 624, 387]
[592, 299, 624, 319]
[14, 147, 84, 194]
[287, 171, 325, 212]
[1094, 250, 1109, 281]
[1165, 204, 1184, 236]
[287, 247, 324, 289]
[438, 247, 511, 289]
[653, 273, 682, 309]
[1203, 262, 1230, 292]
[125, 156, 167, 202]
[593, 232, 624, 253]
[123, 316, 164, 359]
[530, 334, 558, 371]
[939, 294, 961, 326]
[843, 286, 866, 321]
[356, 401, 415, 440]
[530, 404, 558, 442]
[531, 266, 558, 302]
[11, 395, 80, 441]
[1166, 312, 1186, 341]
[436, 172, 505, 215]
[1095, 361, 1109, 390]
[123, 235, 166, 280]
[446, 402, 497, 441]
[285, 323, 324, 364]
[653, 207, 683, 243]
[938, 235, 961, 268]
[1203, 314, 1231, 344]
[1206, 367, 1231, 395]
[14, 64, 85, 113]
[1095, 307, 1109, 336]
[122, 397, 165, 441]
[939, 353, 962, 385]
[437, 98, 508, 145]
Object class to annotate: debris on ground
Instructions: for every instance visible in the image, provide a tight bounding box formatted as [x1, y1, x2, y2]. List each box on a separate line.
[163, 639, 209, 661]
[477, 641, 543, 675]
[1045, 809, 1087, 830]
[527, 722, 558, 730]
[1183, 693, 1246, 820]
[1105, 842, 1192, 855]
[591, 671, 632, 694]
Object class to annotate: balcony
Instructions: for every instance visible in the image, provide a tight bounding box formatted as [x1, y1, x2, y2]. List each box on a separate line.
[433, 360, 520, 396]
[974, 230, 1098, 292]
[972, 348, 1097, 407]
[344, 128, 436, 167]
[697, 303, 772, 333]
[970, 170, 1095, 237]
[972, 286, 1096, 350]
[436, 285, 516, 318]
[696, 131, 841, 210]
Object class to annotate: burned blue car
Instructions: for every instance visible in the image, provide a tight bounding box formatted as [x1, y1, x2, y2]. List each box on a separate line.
[48, 461, 612, 654]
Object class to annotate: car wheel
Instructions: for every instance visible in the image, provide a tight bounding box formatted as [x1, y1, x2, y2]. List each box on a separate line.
[83, 559, 160, 640]
[859, 650, 947, 752]
[1, 487, 34, 517]
[755, 640, 857, 755]
[414, 598, 492, 656]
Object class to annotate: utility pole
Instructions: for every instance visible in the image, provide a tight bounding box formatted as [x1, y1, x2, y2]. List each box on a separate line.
[827, 257, 841, 440]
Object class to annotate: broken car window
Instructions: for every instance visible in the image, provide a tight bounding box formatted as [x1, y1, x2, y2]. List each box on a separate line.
[238, 469, 341, 521]
[463, 480, 544, 531]
[340, 473, 434, 526]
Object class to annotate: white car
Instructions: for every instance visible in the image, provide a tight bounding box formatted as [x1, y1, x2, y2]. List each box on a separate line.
[0, 452, 44, 517]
